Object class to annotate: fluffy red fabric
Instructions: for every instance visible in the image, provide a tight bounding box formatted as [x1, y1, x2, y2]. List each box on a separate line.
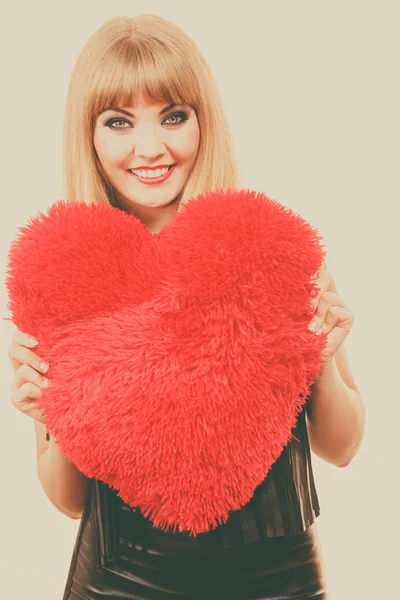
[6, 188, 327, 535]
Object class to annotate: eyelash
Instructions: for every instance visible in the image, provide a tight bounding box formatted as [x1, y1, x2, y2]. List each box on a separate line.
[104, 112, 189, 131]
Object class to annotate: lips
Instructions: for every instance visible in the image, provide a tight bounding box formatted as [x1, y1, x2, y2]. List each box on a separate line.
[128, 164, 176, 185]
[130, 164, 175, 171]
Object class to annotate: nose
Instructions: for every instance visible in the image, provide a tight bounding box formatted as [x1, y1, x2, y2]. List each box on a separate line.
[133, 124, 166, 161]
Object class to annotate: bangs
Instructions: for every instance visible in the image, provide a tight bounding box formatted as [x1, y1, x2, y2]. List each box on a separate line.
[88, 37, 201, 119]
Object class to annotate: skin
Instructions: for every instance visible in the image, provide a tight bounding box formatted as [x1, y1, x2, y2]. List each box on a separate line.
[9, 98, 364, 481]
[9, 95, 201, 437]
[93, 93, 201, 234]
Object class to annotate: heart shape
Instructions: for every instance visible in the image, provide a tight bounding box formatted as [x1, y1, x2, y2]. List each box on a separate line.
[6, 188, 326, 535]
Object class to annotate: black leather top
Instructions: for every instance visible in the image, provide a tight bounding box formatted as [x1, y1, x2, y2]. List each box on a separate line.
[62, 391, 328, 599]
[89, 391, 320, 568]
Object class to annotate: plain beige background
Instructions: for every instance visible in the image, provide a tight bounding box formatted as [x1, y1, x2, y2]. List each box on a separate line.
[1, 1, 399, 598]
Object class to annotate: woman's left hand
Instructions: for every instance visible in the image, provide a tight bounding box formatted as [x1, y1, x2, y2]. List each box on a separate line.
[307, 260, 355, 362]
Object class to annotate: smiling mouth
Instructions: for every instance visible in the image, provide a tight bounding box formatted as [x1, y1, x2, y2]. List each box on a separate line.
[129, 164, 175, 174]
[127, 164, 177, 184]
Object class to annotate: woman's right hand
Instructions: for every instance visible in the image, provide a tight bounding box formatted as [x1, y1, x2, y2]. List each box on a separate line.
[8, 328, 51, 425]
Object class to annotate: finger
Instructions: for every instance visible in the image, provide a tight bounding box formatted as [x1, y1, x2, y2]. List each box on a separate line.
[316, 306, 354, 336]
[8, 330, 40, 372]
[12, 329, 39, 349]
[12, 380, 41, 410]
[14, 363, 50, 391]
[308, 291, 347, 331]
[310, 267, 333, 311]
[310, 258, 328, 281]
[11, 383, 47, 424]
[8, 343, 50, 375]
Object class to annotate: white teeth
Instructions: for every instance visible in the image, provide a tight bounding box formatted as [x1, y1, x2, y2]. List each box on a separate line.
[131, 167, 170, 178]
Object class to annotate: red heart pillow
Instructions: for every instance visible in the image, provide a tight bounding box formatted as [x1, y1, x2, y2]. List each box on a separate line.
[6, 188, 326, 535]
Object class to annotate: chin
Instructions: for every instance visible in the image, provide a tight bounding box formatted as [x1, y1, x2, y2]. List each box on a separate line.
[126, 190, 182, 208]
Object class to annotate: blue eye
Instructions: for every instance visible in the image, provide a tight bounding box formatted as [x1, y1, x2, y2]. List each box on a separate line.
[105, 112, 189, 131]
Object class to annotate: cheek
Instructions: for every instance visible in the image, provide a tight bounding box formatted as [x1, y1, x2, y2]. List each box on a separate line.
[172, 122, 200, 163]
[93, 129, 130, 166]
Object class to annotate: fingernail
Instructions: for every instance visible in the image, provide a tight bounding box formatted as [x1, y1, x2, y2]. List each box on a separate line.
[41, 378, 49, 388]
[40, 362, 49, 373]
[308, 321, 317, 331]
[29, 337, 38, 347]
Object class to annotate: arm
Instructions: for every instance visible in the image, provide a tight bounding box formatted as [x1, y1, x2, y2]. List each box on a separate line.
[34, 420, 91, 519]
[305, 270, 366, 468]
[306, 350, 366, 468]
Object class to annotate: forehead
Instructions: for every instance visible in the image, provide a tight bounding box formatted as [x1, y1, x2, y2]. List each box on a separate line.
[90, 59, 198, 121]
[95, 90, 191, 119]
[101, 102, 191, 117]
[86, 54, 198, 119]
[115, 91, 166, 110]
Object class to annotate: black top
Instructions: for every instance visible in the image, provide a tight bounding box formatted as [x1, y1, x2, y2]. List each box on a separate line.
[88, 391, 320, 570]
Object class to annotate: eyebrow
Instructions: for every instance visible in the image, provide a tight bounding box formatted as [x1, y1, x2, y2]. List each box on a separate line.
[103, 103, 178, 118]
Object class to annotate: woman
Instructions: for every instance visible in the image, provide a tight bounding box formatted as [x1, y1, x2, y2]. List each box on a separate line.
[8, 13, 366, 599]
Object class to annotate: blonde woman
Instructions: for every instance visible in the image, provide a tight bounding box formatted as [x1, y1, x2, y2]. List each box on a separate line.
[8, 13, 365, 599]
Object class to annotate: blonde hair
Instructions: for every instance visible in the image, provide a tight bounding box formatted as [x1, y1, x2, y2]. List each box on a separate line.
[62, 13, 241, 213]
